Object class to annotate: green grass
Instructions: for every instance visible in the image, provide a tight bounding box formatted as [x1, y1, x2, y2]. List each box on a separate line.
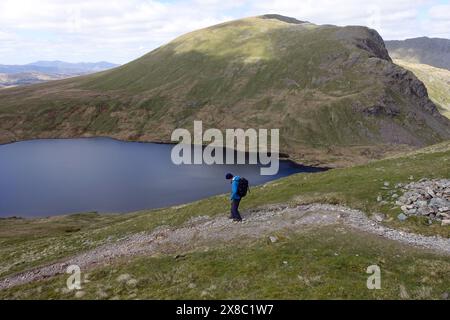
[2, 226, 449, 300]
[0, 141, 449, 299]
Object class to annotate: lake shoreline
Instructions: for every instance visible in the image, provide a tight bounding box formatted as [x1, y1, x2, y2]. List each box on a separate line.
[0, 137, 327, 220]
[0, 135, 326, 169]
[0, 136, 333, 170]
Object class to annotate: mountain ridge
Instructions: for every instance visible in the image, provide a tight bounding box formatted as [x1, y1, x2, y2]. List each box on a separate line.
[386, 37, 450, 70]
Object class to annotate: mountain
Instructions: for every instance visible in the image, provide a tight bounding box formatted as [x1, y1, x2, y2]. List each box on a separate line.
[0, 61, 119, 89]
[0, 15, 449, 166]
[0, 72, 73, 89]
[386, 37, 450, 71]
[0, 61, 119, 75]
[393, 59, 450, 119]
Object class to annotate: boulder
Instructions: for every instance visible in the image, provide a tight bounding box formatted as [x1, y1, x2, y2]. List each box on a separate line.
[430, 197, 450, 209]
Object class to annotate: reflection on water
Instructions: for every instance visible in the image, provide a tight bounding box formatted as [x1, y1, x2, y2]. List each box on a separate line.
[0, 138, 324, 217]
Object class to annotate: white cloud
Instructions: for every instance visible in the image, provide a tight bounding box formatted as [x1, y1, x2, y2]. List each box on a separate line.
[0, 0, 448, 64]
[428, 3, 450, 19]
[249, 0, 435, 39]
[0, 31, 14, 40]
[0, 0, 237, 63]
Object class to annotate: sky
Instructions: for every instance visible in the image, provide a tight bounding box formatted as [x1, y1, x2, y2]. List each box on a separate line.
[0, 0, 449, 65]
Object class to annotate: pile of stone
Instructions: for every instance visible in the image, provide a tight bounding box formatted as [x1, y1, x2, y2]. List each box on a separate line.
[395, 179, 450, 226]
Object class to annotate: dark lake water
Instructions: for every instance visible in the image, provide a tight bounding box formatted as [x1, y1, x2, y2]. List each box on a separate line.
[0, 138, 323, 218]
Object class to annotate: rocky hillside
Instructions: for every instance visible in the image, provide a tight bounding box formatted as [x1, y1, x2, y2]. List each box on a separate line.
[0, 15, 449, 166]
[386, 37, 450, 71]
[393, 59, 450, 119]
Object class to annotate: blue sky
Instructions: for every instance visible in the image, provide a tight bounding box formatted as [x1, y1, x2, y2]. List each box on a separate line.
[0, 0, 449, 65]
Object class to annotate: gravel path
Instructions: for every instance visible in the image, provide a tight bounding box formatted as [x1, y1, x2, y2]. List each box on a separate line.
[1, 203, 449, 290]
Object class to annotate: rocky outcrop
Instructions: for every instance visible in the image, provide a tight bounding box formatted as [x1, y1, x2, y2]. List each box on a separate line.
[357, 28, 392, 62]
[395, 179, 450, 226]
[382, 61, 442, 117]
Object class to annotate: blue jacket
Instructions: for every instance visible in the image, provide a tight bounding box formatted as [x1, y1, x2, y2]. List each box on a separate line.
[231, 176, 241, 200]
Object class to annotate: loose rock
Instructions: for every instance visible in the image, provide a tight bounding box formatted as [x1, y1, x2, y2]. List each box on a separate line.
[126, 279, 138, 287]
[116, 274, 132, 283]
[188, 283, 196, 289]
[395, 179, 450, 222]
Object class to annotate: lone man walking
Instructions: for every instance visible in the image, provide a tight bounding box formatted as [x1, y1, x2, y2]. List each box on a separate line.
[226, 173, 243, 222]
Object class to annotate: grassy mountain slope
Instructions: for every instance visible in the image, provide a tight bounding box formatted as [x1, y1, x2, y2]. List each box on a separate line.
[0, 15, 449, 166]
[1, 141, 449, 299]
[393, 59, 450, 119]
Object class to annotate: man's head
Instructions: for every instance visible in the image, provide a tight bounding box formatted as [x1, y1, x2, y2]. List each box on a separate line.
[225, 173, 234, 180]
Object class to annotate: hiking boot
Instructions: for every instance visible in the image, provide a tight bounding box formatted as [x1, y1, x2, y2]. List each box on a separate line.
[233, 218, 242, 222]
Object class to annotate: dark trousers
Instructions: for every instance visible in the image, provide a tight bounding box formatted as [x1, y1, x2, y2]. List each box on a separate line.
[231, 199, 242, 220]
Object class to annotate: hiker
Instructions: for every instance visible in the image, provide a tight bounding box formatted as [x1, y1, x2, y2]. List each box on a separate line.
[225, 173, 249, 222]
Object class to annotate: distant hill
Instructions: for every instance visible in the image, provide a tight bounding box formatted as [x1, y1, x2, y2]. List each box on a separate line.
[0, 61, 119, 75]
[386, 37, 450, 70]
[0, 72, 69, 89]
[0, 61, 119, 89]
[0, 15, 449, 167]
